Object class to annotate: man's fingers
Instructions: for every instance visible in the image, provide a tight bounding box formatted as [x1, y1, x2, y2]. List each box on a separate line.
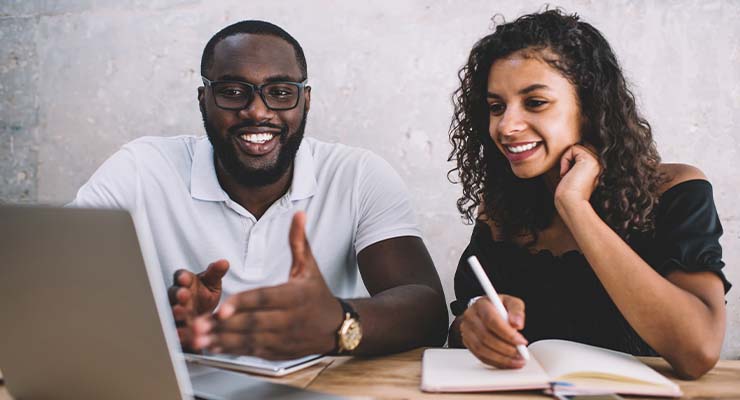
[169, 285, 193, 307]
[214, 309, 292, 334]
[217, 284, 300, 319]
[200, 259, 229, 288]
[168, 285, 180, 305]
[172, 303, 197, 323]
[288, 212, 309, 277]
[174, 269, 195, 288]
[177, 287, 192, 305]
[289, 212, 307, 257]
[169, 270, 195, 306]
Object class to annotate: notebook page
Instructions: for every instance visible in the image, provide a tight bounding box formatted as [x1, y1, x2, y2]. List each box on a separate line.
[421, 348, 550, 392]
[529, 339, 676, 387]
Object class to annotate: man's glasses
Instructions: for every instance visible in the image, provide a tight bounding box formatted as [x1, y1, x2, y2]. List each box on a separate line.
[202, 76, 308, 111]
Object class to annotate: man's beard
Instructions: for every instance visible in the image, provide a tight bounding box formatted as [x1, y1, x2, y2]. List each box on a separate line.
[202, 109, 307, 188]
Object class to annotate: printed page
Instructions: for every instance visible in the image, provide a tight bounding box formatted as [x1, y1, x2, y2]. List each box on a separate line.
[421, 348, 550, 392]
[529, 339, 677, 387]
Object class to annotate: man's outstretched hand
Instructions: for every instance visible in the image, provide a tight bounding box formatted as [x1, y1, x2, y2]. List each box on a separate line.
[168, 259, 229, 349]
[190, 211, 344, 359]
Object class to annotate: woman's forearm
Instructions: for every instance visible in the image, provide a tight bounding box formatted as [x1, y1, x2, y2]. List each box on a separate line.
[556, 199, 726, 378]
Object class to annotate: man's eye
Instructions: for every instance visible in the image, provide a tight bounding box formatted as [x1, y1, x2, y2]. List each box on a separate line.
[489, 103, 505, 116]
[268, 87, 294, 98]
[525, 99, 547, 108]
[218, 88, 245, 97]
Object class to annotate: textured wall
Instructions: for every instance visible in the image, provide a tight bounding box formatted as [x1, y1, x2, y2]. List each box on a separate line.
[1, 0, 738, 358]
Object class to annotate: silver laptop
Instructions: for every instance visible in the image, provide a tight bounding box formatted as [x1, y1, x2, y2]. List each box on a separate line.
[0, 206, 343, 400]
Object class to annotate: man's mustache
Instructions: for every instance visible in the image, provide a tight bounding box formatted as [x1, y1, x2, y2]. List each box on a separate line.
[228, 121, 285, 136]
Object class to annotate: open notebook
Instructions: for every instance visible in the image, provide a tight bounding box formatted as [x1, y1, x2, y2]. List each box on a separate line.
[422, 339, 682, 397]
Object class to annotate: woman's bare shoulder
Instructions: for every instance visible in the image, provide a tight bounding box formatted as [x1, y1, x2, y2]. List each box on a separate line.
[657, 163, 709, 194]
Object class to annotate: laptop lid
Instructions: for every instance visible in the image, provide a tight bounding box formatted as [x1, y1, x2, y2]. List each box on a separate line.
[0, 206, 193, 399]
[0, 206, 349, 400]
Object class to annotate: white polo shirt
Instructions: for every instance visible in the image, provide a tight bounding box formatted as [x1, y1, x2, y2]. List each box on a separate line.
[71, 135, 421, 299]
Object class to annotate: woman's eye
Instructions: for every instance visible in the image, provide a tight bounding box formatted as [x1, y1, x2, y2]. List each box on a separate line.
[489, 103, 505, 115]
[525, 99, 547, 109]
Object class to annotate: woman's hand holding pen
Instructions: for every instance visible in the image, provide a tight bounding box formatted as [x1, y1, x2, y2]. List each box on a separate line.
[460, 295, 529, 369]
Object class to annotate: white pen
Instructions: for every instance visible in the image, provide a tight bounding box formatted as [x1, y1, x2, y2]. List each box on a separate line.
[467, 255, 530, 361]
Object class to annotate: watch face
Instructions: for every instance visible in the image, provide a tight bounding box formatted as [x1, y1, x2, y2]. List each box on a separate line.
[341, 319, 362, 351]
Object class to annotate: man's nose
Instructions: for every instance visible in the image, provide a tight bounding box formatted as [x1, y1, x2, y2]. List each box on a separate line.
[238, 93, 274, 121]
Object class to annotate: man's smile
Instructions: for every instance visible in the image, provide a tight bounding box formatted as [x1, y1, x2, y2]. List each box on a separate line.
[231, 125, 283, 156]
[234, 132, 280, 156]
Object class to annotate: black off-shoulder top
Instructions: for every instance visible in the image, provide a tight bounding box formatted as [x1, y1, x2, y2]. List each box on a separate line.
[451, 180, 731, 356]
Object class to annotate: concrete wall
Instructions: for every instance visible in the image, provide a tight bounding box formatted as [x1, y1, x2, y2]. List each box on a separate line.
[2, 0, 738, 358]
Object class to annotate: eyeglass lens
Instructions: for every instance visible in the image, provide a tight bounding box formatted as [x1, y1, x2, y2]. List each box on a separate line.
[211, 82, 300, 110]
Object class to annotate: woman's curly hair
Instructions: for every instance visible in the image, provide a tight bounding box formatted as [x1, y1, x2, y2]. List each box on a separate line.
[449, 9, 666, 241]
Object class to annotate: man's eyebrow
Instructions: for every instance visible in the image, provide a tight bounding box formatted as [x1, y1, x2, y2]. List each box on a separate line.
[487, 84, 551, 99]
[263, 74, 304, 83]
[217, 74, 304, 83]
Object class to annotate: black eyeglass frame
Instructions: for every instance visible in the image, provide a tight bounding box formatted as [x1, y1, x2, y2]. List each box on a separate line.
[201, 76, 309, 111]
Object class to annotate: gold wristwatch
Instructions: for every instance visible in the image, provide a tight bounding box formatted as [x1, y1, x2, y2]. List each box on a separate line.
[336, 298, 362, 354]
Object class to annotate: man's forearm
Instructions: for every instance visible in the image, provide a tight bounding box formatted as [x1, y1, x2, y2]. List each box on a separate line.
[347, 284, 448, 356]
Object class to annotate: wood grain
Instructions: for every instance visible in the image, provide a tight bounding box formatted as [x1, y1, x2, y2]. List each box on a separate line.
[2, 350, 739, 399]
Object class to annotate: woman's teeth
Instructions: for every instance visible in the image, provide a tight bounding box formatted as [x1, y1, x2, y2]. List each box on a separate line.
[506, 142, 539, 153]
[241, 133, 274, 144]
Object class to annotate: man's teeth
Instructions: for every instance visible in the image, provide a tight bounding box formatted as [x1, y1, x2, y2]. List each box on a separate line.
[241, 133, 274, 144]
[506, 142, 539, 153]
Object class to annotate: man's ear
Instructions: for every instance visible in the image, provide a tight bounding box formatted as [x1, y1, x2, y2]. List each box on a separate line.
[303, 86, 311, 113]
[198, 87, 206, 112]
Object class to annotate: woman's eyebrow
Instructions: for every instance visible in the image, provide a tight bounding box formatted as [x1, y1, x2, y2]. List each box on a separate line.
[519, 83, 550, 94]
[487, 83, 551, 99]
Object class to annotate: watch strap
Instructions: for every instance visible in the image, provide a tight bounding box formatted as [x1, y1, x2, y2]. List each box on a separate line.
[336, 297, 358, 320]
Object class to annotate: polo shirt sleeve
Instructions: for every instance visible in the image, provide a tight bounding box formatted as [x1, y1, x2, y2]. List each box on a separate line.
[68, 145, 140, 211]
[353, 152, 422, 254]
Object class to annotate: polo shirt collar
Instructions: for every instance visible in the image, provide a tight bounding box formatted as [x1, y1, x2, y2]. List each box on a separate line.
[190, 137, 317, 203]
[287, 140, 317, 201]
[191, 137, 229, 202]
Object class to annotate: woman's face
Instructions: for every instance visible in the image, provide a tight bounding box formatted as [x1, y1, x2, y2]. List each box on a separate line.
[487, 49, 582, 179]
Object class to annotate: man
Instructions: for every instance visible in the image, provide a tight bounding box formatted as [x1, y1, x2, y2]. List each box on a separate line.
[71, 20, 448, 358]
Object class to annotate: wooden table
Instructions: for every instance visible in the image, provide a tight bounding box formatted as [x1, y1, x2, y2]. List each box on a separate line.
[2, 348, 739, 399]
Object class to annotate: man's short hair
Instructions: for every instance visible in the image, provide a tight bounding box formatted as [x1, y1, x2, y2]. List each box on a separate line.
[200, 20, 307, 80]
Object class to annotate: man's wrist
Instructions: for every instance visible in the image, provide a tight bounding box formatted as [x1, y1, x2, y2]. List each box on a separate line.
[323, 298, 344, 354]
[333, 298, 362, 355]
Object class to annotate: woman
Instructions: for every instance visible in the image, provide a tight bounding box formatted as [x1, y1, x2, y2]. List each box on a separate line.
[447, 9, 730, 379]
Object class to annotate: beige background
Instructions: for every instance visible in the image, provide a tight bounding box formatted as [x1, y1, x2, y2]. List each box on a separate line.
[1, 1, 738, 358]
